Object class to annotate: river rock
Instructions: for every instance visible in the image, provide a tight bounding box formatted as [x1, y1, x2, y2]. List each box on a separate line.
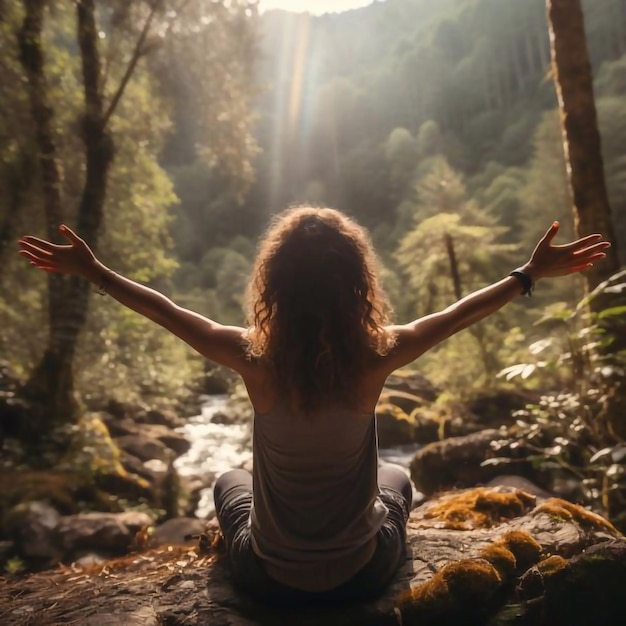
[376, 407, 415, 448]
[410, 428, 539, 496]
[5, 501, 61, 561]
[137, 408, 184, 429]
[55, 511, 153, 556]
[150, 517, 207, 547]
[3, 487, 624, 625]
[384, 370, 440, 405]
[468, 389, 539, 428]
[115, 434, 174, 463]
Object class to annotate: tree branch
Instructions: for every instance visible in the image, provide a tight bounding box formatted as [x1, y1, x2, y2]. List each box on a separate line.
[102, 0, 160, 129]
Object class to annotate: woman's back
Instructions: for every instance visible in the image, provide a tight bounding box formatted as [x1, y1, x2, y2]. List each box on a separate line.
[250, 402, 387, 591]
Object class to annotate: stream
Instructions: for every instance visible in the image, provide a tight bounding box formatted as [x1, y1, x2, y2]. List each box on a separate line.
[175, 395, 421, 518]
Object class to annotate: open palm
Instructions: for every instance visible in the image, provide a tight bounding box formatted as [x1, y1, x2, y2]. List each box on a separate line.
[527, 222, 610, 279]
[18, 225, 97, 278]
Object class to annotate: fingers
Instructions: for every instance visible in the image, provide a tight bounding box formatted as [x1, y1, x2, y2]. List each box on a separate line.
[59, 224, 83, 244]
[556, 233, 604, 251]
[19, 249, 57, 271]
[539, 221, 560, 245]
[19, 235, 60, 252]
[18, 240, 54, 258]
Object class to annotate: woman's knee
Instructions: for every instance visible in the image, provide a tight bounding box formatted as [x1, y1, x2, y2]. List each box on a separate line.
[214, 469, 252, 506]
[378, 464, 412, 509]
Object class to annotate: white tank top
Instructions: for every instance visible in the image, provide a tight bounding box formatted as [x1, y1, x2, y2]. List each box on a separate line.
[249, 404, 388, 592]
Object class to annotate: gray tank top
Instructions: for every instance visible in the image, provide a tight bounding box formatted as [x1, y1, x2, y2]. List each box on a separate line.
[249, 404, 388, 592]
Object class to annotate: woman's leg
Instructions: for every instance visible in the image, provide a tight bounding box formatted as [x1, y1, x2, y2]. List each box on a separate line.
[379, 463, 413, 510]
[325, 465, 413, 603]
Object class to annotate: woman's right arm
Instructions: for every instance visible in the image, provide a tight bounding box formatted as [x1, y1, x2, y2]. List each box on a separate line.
[17, 225, 251, 373]
[381, 222, 610, 374]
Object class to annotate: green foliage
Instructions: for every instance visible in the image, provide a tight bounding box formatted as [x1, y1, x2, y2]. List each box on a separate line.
[490, 271, 626, 525]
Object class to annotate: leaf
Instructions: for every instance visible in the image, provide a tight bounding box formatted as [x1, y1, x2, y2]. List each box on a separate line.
[497, 363, 528, 380]
[598, 305, 626, 320]
[606, 464, 624, 478]
[603, 284, 626, 294]
[480, 457, 513, 467]
[589, 447, 614, 463]
[528, 338, 553, 354]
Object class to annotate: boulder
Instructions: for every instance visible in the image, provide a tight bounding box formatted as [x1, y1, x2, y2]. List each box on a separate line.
[384, 370, 440, 406]
[410, 429, 540, 496]
[3, 487, 625, 626]
[55, 511, 153, 556]
[115, 434, 173, 463]
[107, 420, 191, 458]
[150, 517, 207, 547]
[138, 408, 184, 429]
[376, 407, 416, 448]
[467, 389, 539, 429]
[4, 501, 61, 561]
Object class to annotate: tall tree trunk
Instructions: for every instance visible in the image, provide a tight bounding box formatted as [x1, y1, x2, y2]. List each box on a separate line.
[18, 0, 77, 436]
[547, 0, 621, 287]
[0, 149, 34, 267]
[547, 0, 625, 438]
[18, 0, 114, 438]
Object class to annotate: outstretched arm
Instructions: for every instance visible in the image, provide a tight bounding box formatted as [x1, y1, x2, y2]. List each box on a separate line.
[381, 222, 611, 374]
[17, 225, 251, 373]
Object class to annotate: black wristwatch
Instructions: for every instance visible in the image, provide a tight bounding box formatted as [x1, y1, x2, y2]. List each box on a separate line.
[509, 270, 534, 297]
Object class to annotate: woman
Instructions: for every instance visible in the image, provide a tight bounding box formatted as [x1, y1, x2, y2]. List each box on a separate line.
[18, 207, 609, 605]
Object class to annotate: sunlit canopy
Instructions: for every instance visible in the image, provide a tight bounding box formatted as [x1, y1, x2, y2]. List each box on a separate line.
[258, 0, 379, 15]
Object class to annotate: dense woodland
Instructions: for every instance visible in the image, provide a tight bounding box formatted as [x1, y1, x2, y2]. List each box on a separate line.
[1, 0, 626, 551]
[3, 0, 625, 401]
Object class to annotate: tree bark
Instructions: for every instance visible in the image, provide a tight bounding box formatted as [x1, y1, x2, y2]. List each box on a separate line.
[17, 0, 114, 437]
[547, 0, 626, 437]
[18, 0, 78, 434]
[547, 0, 621, 285]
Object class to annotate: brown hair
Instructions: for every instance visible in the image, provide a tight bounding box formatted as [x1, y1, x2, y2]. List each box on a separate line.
[245, 207, 395, 413]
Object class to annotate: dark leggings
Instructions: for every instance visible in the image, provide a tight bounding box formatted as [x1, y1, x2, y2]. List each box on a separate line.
[213, 464, 412, 606]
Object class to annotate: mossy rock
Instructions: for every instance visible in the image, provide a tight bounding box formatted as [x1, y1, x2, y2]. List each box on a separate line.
[0, 470, 110, 521]
[2, 487, 624, 625]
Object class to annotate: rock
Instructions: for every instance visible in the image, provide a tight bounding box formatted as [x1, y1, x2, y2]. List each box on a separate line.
[115, 434, 173, 463]
[156, 431, 191, 456]
[108, 421, 191, 458]
[5, 501, 61, 560]
[410, 428, 539, 496]
[384, 370, 440, 406]
[81, 606, 160, 626]
[3, 487, 625, 626]
[202, 366, 236, 395]
[138, 409, 184, 429]
[376, 408, 416, 448]
[104, 399, 150, 421]
[55, 511, 153, 557]
[99, 415, 139, 438]
[150, 517, 207, 547]
[467, 389, 539, 429]
[72, 552, 108, 568]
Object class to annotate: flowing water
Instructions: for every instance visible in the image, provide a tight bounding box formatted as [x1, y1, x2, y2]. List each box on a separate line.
[175, 395, 421, 518]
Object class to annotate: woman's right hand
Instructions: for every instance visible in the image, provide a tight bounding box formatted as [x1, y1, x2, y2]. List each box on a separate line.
[17, 225, 100, 280]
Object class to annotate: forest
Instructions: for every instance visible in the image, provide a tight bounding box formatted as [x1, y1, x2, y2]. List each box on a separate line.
[1, 0, 626, 623]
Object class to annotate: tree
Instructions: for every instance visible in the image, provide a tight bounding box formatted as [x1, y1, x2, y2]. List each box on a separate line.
[547, 0, 626, 437]
[547, 0, 621, 286]
[14, 0, 258, 438]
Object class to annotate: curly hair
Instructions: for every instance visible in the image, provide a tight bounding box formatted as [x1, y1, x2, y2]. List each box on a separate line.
[245, 207, 395, 413]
